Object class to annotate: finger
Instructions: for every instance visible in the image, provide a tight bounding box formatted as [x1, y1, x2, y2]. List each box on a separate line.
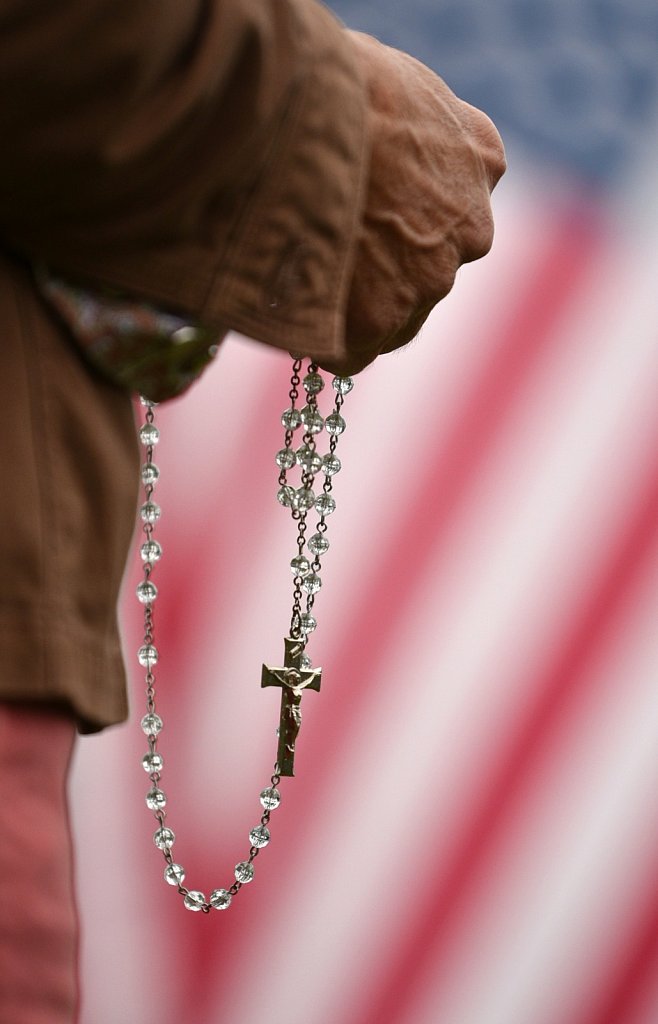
[458, 100, 507, 190]
[457, 202, 496, 263]
[378, 301, 434, 355]
[316, 346, 379, 377]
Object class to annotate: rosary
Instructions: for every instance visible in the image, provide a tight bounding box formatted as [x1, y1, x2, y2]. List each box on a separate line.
[136, 357, 353, 912]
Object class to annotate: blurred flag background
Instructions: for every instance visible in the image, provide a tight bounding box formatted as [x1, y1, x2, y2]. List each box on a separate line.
[71, 1, 658, 1022]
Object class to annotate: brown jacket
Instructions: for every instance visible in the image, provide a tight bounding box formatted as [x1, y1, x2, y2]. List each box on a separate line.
[0, 0, 368, 728]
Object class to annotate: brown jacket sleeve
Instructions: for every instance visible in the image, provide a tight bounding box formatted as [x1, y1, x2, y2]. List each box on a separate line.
[0, 0, 368, 366]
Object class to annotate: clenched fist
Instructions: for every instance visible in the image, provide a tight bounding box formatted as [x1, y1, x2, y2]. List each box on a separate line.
[323, 32, 506, 375]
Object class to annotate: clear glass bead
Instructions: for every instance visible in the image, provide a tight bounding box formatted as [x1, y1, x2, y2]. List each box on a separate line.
[302, 573, 321, 595]
[141, 713, 163, 736]
[332, 376, 354, 395]
[277, 485, 295, 508]
[235, 861, 255, 884]
[300, 653, 312, 670]
[275, 448, 296, 470]
[325, 412, 346, 436]
[281, 408, 302, 431]
[290, 555, 310, 577]
[139, 423, 160, 447]
[303, 372, 324, 395]
[249, 824, 270, 848]
[315, 494, 336, 516]
[140, 501, 161, 524]
[136, 580, 158, 604]
[142, 751, 164, 773]
[300, 613, 317, 634]
[153, 827, 175, 850]
[137, 644, 159, 667]
[300, 406, 324, 434]
[322, 453, 341, 476]
[293, 487, 315, 511]
[259, 787, 281, 810]
[164, 863, 185, 886]
[296, 444, 322, 474]
[146, 787, 166, 811]
[141, 462, 160, 487]
[140, 540, 162, 563]
[184, 891, 206, 911]
[308, 532, 330, 556]
[210, 889, 232, 911]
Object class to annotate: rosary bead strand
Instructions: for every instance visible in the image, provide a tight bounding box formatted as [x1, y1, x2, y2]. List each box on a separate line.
[137, 360, 352, 912]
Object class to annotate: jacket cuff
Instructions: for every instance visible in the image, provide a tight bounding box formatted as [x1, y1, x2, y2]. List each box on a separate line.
[200, 3, 370, 365]
[27, 1, 369, 372]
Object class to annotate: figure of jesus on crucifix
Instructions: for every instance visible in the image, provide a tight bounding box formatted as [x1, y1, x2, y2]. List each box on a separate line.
[261, 637, 322, 776]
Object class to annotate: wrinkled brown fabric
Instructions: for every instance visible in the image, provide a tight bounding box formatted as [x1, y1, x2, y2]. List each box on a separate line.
[0, 0, 368, 366]
[0, 255, 139, 729]
[0, 0, 368, 728]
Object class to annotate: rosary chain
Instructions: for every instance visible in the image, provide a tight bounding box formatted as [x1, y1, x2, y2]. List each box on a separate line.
[277, 364, 350, 645]
[137, 358, 352, 913]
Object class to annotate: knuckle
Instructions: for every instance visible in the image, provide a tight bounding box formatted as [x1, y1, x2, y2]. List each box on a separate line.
[417, 252, 457, 309]
[462, 102, 507, 188]
[486, 139, 507, 188]
[433, 258, 458, 301]
[458, 204, 495, 263]
[473, 208, 496, 259]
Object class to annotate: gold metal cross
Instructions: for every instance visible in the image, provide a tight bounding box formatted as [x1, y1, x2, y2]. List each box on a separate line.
[261, 637, 322, 776]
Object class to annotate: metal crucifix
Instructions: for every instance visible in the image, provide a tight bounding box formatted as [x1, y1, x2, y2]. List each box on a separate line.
[261, 636, 322, 776]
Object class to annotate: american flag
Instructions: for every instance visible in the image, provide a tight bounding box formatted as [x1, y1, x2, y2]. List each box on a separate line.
[71, 2, 658, 1022]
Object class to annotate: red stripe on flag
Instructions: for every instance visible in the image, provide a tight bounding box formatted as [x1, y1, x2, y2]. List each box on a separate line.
[577, 884, 658, 1024]
[126, 204, 605, 1021]
[357, 455, 658, 1024]
[123, 371, 294, 1015]
[176, 205, 604, 1018]
[296, 204, 602, 801]
[140, 369, 287, 662]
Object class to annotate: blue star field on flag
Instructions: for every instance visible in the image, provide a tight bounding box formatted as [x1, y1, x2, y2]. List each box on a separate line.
[330, 0, 658, 183]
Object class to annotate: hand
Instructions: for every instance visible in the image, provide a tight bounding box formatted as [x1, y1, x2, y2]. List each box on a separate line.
[322, 32, 506, 375]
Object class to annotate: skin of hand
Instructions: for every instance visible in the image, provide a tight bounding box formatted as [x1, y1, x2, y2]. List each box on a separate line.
[320, 31, 506, 375]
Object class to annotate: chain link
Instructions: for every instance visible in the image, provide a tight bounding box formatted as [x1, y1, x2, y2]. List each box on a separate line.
[137, 360, 352, 913]
[279, 362, 350, 644]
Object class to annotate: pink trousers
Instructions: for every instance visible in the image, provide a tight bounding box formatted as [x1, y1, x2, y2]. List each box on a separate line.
[0, 704, 79, 1023]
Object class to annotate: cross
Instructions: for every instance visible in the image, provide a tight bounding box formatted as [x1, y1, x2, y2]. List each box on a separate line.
[261, 636, 322, 776]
